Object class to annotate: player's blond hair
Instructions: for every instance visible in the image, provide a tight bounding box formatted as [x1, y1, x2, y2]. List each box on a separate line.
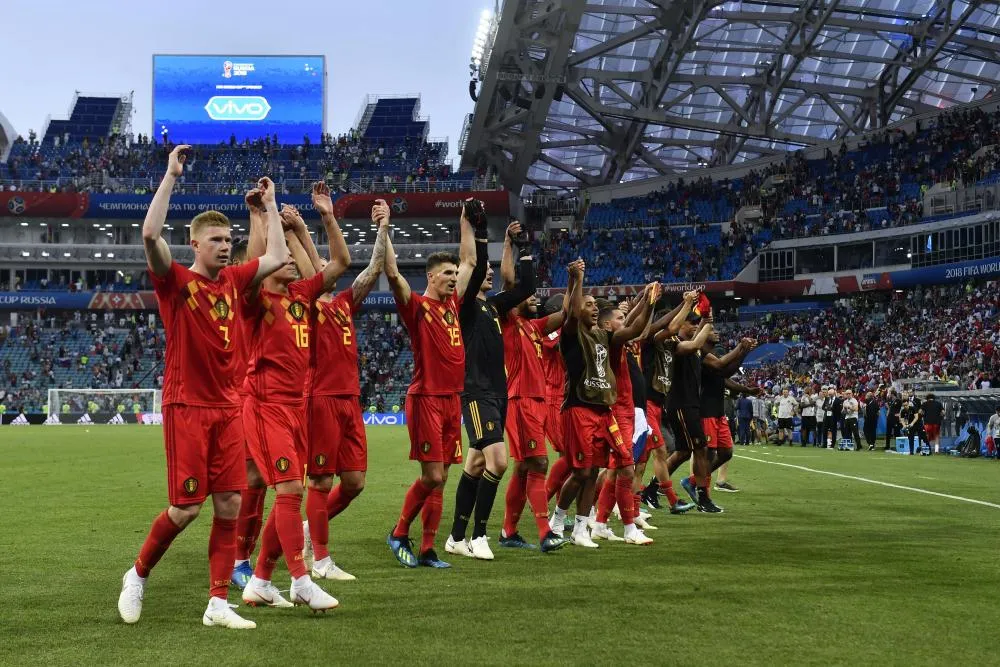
[190, 211, 231, 240]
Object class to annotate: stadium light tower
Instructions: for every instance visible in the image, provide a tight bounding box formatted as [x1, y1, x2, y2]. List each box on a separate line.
[470, 8, 494, 79]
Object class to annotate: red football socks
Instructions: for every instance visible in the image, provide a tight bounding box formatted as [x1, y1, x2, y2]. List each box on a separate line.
[596, 477, 616, 523]
[253, 511, 282, 581]
[525, 471, 550, 539]
[615, 476, 635, 525]
[420, 487, 443, 554]
[326, 484, 361, 521]
[235, 486, 266, 561]
[394, 479, 434, 538]
[503, 471, 527, 537]
[306, 487, 330, 561]
[208, 516, 237, 598]
[546, 457, 571, 501]
[134, 510, 183, 578]
[273, 493, 307, 578]
[664, 479, 679, 506]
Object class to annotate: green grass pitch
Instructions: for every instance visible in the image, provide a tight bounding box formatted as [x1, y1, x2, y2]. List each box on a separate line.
[3, 425, 999, 666]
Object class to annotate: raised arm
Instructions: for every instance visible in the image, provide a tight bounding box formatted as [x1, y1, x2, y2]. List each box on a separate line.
[677, 322, 713, 355]
[562, 259, 585, 336]
[142, 145, 189, 276]
[312, 182, 351, 275]
[704, 338, 756, 375]
[456, 199, 487, 299]
[246, 188, 266, 261]
[499, 221, 520, 290]
[285, 231, 316, 279]
[459, 236, 490, 326]
[281, 204, 324, 275]
[613, 282, 659, 344]
[652, 290, 698, 342]
[490, 252, 536, 316]
[383, 217, 411, 306]
[725, 377, 760, 395]
[351, 199, 391, 307]
[250, 177, 294, 287]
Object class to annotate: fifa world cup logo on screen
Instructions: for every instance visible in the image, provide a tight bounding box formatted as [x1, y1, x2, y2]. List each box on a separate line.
[222, 61, 233, 78]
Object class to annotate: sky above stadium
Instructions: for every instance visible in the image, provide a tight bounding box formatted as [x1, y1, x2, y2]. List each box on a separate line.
[1, 0, 487, 164]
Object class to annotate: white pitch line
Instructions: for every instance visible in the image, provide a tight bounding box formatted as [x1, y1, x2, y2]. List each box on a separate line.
[735, 454, 1000, 510]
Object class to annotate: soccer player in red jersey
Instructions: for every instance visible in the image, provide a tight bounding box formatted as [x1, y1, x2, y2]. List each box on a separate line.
[386, 202, 479, 568]
[589, 292, 656, 545]
[238, 189, 350, 612]
[541, 294, 571, 501]
[495, 222, 567, 552]
[548, 260, 652, 548]
[302, 194, 390, 581]
[117, 148, 288, 629]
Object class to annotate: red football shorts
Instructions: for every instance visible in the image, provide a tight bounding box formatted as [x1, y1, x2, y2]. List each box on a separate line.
[561, 406, 624, 470]
[924, 424, 941, 442]
[506, 396, 548, 461]
[544, 399, 564, 453]
[702, 415, 734, 450]
[406, 394, 463, 464]
[163, 404, 246, 506]
[242, 395, 307, 486]
[307, 395, 367, 475]
[609, 408, 636, 469]
[645, 400, 665, 451]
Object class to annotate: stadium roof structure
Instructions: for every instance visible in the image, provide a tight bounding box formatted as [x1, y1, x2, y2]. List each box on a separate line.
[461, 0, 1000, 193]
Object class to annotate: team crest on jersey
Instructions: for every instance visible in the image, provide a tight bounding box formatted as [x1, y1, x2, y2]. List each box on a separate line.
[706, 434, 712, 443]
[528, 439, 537, 450]
[575, 451, 584, 462]
[214, 300, 230, 319]
[183, 477, 199, 495]
[486, 420, 495, 431]
[315, 454, 327, 467]
[652, 434, 660, 443]
[289, 301, 306, 321]
[444, 311, 455, 325]
[275, 457, 290, 472]
[422, 441, 432, 454]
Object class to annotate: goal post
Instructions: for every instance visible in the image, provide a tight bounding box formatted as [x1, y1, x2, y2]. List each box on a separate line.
[47, 388, 162, 421]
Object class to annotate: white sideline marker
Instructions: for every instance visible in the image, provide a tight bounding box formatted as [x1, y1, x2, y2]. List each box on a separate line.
[735, 454, 1000, 510]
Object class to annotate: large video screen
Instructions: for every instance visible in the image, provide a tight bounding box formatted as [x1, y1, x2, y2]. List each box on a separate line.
[153, 54, 325, 144]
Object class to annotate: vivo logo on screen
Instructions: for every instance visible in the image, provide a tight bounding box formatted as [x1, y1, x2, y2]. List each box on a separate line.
[204, 96, 272, 121]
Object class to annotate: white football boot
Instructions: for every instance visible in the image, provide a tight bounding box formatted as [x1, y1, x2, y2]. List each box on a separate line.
[312, 557, 356, 581]
[117, 567, 145, 624]
[242, 575, 293, 608]
[290, 577, 339, 612]
[468, 535, 495, 560]
[202, 597, 257, 629]
[445, 535, 476, 558]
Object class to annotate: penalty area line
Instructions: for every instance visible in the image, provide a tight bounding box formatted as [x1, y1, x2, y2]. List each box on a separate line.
[734, 454, 1000, 510]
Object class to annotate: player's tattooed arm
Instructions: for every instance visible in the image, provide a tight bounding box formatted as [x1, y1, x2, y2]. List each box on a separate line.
[313, 182, 351, 276]
[383, 207, 411, 305]
[352, 200, 390, 307]
[562, 258, 585, 335]
[143, 144, 189, 277]
[250, 177, 293, 287]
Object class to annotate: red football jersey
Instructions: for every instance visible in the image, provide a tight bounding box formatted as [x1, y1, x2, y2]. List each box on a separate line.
[613, 342, 633, 411]
[396, 292, 464, 396]
[541, 328, 566, 403]
[233, 286, 256, 396]
[305, 287, 360, 397]
[243, 273, 326, 405]
[502, 313, 548, 399]
[151, 259, 260, 407]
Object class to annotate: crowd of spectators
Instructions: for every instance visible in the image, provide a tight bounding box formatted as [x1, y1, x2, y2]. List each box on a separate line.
[0, 307, 417, 415]
[2, 130, 480, 195]
[728, 280, 1000, 395]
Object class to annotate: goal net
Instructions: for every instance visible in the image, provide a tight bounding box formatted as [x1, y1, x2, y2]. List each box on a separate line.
[47, 388, 162, 423]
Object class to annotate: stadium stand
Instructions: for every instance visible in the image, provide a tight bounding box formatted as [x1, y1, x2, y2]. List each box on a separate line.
[2, 95, 490, 195]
